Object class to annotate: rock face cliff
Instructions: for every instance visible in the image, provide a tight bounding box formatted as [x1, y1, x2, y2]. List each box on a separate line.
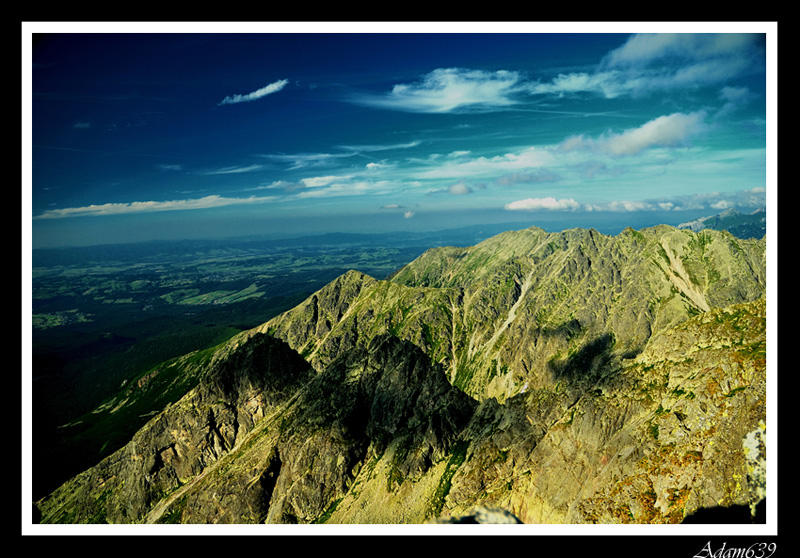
[34, 225, 768, 525]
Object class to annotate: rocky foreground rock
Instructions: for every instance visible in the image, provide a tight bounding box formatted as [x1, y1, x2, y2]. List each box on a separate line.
[34, 225, 768, 525]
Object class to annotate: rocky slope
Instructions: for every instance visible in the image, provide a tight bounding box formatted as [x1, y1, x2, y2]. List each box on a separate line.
[259, 225, 765, 403]
[34, 225, 768, 525]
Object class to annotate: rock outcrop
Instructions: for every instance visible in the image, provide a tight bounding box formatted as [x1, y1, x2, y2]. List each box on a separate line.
[35, 333, 314, 524]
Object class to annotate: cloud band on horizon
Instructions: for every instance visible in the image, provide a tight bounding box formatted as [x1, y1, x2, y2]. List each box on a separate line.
[34, 194, 277, 219]
[504, 187, 766, 214]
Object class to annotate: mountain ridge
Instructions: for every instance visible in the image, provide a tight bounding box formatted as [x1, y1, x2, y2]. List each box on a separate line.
[260, 224, 764, 403]
[33, 223, 768, 525]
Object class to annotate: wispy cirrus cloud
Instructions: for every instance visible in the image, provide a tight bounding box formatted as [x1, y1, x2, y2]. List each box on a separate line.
[351, 68, 528, 113]
[300, 175, 354, 188]
[601, 33, 762, 76]
[218, 79, 289, 106]
[255, 106, 731, 212]
[260, 151, 358, 170]
[198, 164, 264, 175]
[260, 141, 420, 172]
[361, 34, 765, 114]
[414, 146, 555, 180]
[260, 170, 400, 200]
[365, 161, 395, 171]
[34, 194, 277, 219]
[529, 33, 764, 99]
[338, 140, 422, 152]
[526, 70, 636, 99]
[264, 172, 404, 199]
[294, 179, 393, 199]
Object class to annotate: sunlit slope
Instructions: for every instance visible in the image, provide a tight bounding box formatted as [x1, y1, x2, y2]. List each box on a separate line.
[35, 298, 767, 525]
[260, 225, 766, 402]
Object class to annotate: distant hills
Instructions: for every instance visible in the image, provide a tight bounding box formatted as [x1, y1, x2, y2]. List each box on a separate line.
[33, 207, 766, 268]
[678, 207, 766, 239]
[33, 223, 768, 525]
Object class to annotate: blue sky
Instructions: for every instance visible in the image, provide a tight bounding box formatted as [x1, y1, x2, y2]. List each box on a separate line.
[25, 23, 775, 248]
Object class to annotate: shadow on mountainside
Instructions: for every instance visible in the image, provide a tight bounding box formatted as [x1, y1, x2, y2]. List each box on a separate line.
[166, 333, 480, 524]
[236, 333, 482, 524]
[547, 332, 617, 383]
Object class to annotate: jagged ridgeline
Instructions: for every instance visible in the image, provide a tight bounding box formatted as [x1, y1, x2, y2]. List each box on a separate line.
[34, 225, 767, 525]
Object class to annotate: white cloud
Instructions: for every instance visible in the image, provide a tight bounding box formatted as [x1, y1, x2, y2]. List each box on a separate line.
[603, 33, 760, 70]
[496, 170, 560, 186]
[504, 197, 581, 211]
[404, 210, 415, 219]
[343, 35, 763, 113]
[199, 164, 263, 175]
[530, 33, 764, 99]
[503, 188, 766, 215]
[262, 179, 303, 191]
[301, 175, 353, 188]
[34, 194, 277, 219]
[415, 146, 554, 180]
[719, 85, 753, 105]
[559, 111, 707, 157]
[604, 33, 765, 93]
[448, 182, 473, 195]
[527, 70, 636, 99]
[261, 151, 357, 170]
[589, 200, 657, 212]
[353, 68, 526, 113]
[294, 179, 391, 199]
[339, 140, 421, 152]
[716, 85, 756, 118]
[366, 161, 394, 170]
[218, 79, 289, 105]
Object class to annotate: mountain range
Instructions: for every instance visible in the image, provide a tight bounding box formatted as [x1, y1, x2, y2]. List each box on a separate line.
[678, 207, 766, 239]
[33, 223, 768, 525]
